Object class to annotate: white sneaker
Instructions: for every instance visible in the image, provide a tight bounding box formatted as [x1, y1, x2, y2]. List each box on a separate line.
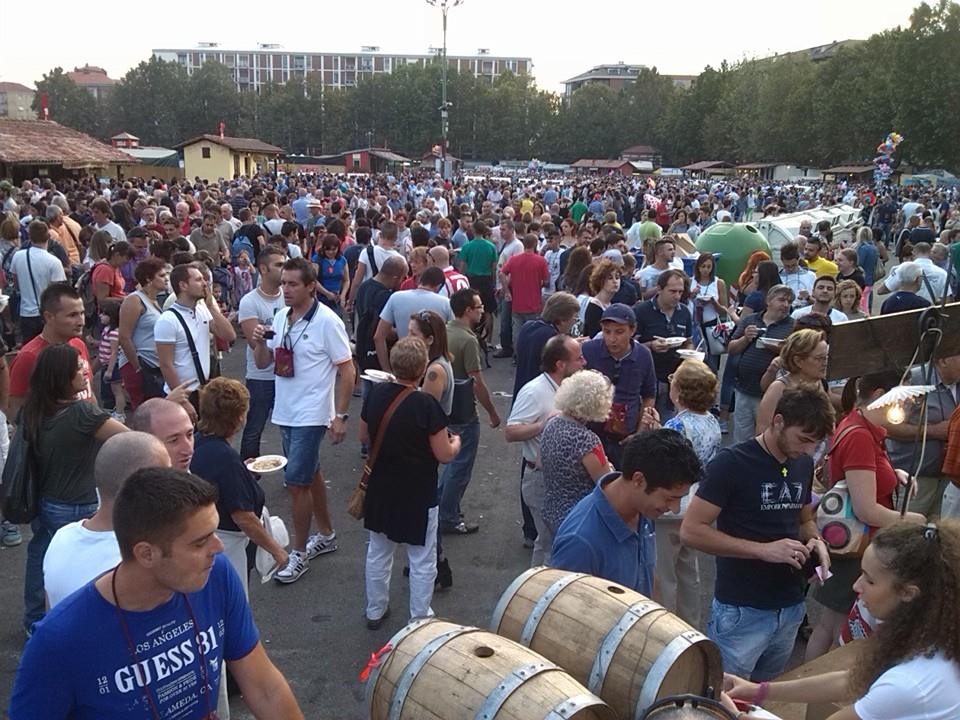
[274, 550, 309, 584]
[305, 531, 338, 560]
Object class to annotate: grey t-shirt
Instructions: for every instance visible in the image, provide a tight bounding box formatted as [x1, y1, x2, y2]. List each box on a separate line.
[379, 288, 453, 338]
[35, 401, 110, 504]
[237, 288, 287, 380]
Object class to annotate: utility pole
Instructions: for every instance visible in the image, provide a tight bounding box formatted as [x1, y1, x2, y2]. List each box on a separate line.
[427, 0, 462, 180]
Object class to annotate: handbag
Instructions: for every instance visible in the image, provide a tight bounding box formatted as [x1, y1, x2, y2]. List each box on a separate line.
[1, 420, 41, 524]
[346, 386, 415, 521]
[255, 507, 290, 583]
[702, 318, 735, 356]
[815, 424, 871, 557]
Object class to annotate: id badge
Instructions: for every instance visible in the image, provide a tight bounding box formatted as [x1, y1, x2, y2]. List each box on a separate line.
[274, 346, 295, 377]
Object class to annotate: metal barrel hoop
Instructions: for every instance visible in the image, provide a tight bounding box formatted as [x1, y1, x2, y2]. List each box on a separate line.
[587, 600, 663, 694]
[489, 566, 546, 632]
[519, 573, 586, 647]
[544, 692, 609, 720]
[635, 630, 710, 718]
[365, 618, 435, 715]
[474, 661, 557, 720]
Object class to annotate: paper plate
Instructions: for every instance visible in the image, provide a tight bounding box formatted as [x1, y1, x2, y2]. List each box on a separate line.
[245, 455, 288, 474]
[758, 336, 785, 350]
[660, 336, 687, 348]
[361, 369, 396, 383]
[676, 349, 705, 362]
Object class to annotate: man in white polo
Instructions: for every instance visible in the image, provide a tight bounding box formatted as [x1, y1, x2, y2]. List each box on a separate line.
[252, 257, 356, 584]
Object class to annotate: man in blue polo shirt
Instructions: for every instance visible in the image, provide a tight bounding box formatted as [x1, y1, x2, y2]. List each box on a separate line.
[551, 429, 702, 596]
[633, 269, 693, 422]
[581, 304, 658, 469]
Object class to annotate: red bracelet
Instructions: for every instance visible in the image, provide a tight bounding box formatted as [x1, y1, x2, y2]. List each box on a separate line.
[754, 680, 771, 706]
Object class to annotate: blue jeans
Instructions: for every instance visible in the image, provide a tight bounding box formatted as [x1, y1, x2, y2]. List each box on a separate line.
[438, 420, 481, 529]
[279, 425, 327, 487]
[25, 497, 99, 632]
[707, 599, 806, 681]
[498, 298, 513, 352]
[240, 378, 276, 460]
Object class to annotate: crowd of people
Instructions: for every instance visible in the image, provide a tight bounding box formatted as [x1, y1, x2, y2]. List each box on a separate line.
[0, 169, 958, 719]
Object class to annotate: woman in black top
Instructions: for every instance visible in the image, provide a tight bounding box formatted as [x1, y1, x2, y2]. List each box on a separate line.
[20, 343, 127, 634]
[190, 377, 289, 594]
[361, 337, 461, 628]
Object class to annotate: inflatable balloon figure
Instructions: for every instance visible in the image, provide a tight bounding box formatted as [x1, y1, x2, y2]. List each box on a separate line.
[873, 132, 903, 184]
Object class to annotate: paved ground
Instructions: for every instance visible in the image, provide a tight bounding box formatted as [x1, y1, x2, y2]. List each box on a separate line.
[0, 343, 754, 719]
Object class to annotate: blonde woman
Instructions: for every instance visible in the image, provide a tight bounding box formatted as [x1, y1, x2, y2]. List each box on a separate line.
[755, 329, 829, 434]
[540, 369, 614, 535]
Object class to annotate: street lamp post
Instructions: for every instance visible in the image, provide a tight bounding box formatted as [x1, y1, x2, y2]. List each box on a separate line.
[427, 0, 462, 180]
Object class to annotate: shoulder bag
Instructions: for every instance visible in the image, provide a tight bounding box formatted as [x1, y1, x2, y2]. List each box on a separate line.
[1, 417, 42, 524]
[165, 307, 207, 387]
[346, 386, 415, 520]
[815, 424, 871, 558]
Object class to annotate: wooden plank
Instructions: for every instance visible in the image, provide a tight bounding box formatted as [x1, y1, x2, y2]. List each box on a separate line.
[826, 303, 960, 380]
[765, 641, 866, 720]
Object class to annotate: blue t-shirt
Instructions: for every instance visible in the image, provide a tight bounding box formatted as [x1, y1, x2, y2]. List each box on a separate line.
[880, 291, 930, 315]
[551, 480, 656, 596]
[9, 554, 258, 719]
[319, 256, 347, 295]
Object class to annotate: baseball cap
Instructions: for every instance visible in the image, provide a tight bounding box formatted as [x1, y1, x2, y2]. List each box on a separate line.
[601, 303, 635, 325]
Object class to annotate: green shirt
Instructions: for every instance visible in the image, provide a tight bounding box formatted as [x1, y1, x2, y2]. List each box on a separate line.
[446, 318, 482, 421]
[639, 220, 663, 243]
[570, 201, 588, 224]
[951, 242, 960, 285]
[458, 238, 498, 277]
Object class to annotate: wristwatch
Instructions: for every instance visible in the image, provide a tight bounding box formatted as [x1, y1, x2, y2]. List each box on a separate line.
[335, 412, 350, 422]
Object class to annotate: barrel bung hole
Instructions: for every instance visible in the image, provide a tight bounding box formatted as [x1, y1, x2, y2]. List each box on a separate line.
[474, 646, 495, 658]
[607, 586, 626, 594]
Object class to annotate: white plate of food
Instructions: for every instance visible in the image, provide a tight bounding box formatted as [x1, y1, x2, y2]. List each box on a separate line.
[245, 455, 288, 474]
[676, 349, 705, 362]
[657, 336, 687, 348]
[360, 369, 396, 383]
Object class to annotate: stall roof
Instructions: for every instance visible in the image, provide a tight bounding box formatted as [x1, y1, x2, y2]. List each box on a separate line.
[736, 162, 781, 169]
[823, 164, 875, 174]
[681, 160, 733, 170]
[0, 119, 136, 169]
[175, 134, 283, 154]
[571, 159, 633, 169]
[122, 147, 179, 167]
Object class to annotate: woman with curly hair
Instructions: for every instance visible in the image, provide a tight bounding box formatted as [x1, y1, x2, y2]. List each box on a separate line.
[540, 370, 614, 540]
[724, 520, 960, 719]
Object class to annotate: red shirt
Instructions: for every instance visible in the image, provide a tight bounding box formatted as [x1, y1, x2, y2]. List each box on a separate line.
[399, 276, 418, 291]
[91, 261, 125, 300]
[828, 410, 897, 519]
[501, 251, 549, 314]
[10, 335, 94, 401]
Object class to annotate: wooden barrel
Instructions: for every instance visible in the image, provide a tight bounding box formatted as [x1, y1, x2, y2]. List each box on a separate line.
[490, 568, 723, 720]
[366, 618, 617, 720]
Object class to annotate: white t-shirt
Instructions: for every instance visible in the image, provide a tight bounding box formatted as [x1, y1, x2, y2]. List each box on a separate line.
[883, 258, 949, 303]
[506, 373, 558, 464]
[43, 520, 120, 609]
[153, 301, 213, 392]
[95, 220, 127, 245]
[268, 302, 352, 427]
[790, 304, 848, 325]
[10, 247, 66, 317]
[854, 653, 960, 720]
[237, 287, 287, 380]
[780, 268, 817, 301]
[357, 244, 403, 284]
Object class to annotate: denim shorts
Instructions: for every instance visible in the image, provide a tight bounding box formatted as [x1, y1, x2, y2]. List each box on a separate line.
[707, 598, 805, 681]
[279, 425, 327, 487]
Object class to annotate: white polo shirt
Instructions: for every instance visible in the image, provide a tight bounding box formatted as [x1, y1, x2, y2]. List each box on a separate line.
[268, 302, 352, 427]
[506, 373, 559, 464]
[154, 301, 213, 392]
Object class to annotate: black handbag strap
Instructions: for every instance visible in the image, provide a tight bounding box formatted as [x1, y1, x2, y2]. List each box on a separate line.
[166, 307, 206, 386]
[24, 248, 39, 309]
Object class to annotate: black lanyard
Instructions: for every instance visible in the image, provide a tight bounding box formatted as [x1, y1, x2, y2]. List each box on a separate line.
[282, 300, 319, 351]
[111, 566, 218, 720]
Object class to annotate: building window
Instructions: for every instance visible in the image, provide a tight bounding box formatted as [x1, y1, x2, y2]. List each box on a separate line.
[201, 147, 211, 159]
[178, 53, 187, 65]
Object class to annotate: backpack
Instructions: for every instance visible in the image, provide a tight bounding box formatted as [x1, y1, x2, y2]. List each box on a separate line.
[814, 424, 871, 557]
[75, 261, 108, 328]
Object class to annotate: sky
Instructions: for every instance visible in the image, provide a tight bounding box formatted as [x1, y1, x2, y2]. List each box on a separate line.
[0, 0, 923, 94]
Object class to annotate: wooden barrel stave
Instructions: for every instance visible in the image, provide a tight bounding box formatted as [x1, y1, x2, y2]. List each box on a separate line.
[491, 569, 723, 720]
[367, 618, 617, 720]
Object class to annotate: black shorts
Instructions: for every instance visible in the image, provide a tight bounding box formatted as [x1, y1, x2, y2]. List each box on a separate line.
[467, 275, 497, 313]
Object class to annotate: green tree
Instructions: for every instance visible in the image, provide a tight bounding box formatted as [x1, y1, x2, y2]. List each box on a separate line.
[32, 68, 99, 136]
[106, 57, 188, 147]
[180, 61, 242, 140]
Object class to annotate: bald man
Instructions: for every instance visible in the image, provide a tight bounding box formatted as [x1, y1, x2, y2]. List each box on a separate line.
[130, 398, 196, 469]
[428, 245, 470, 297]
[43, 432, 171, 608]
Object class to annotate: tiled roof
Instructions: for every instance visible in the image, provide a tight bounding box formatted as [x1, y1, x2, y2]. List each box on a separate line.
[681, 160, 733, 170]
[67, 65, 116, 86]
[0, 82, 33, 93]
[0, 119, 136, 168]
[175, 134, 284, 154]
[571, 158, 632, 169]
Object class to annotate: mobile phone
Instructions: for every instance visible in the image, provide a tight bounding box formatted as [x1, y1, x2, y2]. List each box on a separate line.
[263, 329, 276, 340]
